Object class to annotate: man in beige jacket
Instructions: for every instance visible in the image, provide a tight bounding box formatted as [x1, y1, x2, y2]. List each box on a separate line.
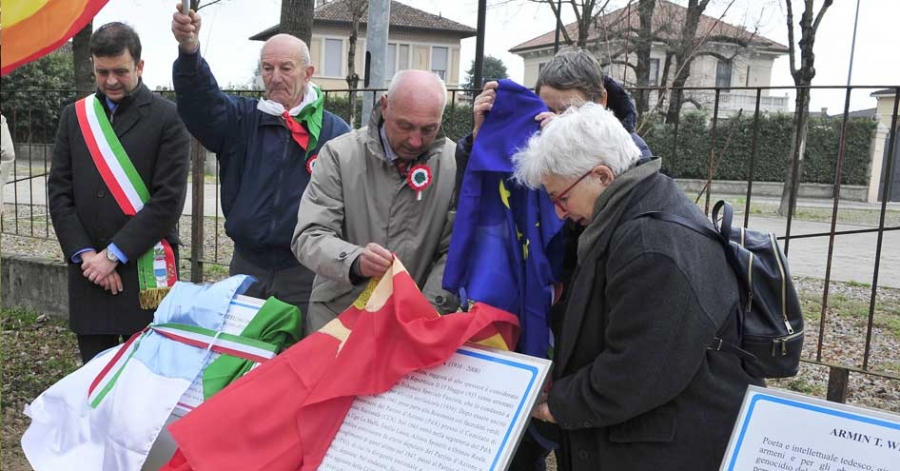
[292, 70, 458, 334]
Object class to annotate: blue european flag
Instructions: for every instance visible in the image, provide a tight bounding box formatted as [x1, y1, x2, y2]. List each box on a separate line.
[444, 80, 564, 359]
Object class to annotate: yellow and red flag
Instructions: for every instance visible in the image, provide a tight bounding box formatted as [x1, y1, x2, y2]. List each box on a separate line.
[162, 258, 520, 471]
[1, 0, 109, 76]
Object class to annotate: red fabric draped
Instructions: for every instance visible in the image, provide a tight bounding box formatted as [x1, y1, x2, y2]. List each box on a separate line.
[162, 259, 519, 471]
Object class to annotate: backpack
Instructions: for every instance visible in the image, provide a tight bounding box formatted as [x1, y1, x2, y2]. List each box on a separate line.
[638, 200, 804, 378]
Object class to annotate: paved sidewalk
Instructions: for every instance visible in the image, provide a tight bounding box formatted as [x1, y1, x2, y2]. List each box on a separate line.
[746, 217, 899, 288]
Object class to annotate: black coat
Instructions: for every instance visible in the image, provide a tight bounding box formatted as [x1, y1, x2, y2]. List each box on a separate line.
[548, 172, 764, 471]
[49, 83, 189, 335]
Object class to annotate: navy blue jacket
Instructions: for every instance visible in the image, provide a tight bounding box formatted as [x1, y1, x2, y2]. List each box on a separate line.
[173, 50, 351, 270]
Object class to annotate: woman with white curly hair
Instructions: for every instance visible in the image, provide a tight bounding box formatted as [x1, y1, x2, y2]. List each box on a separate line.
[516, 103, 762, 471]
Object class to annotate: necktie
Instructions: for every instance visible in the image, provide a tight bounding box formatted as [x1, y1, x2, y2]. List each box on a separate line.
[282, 111, 310, 150]
[395, 160, 409, 176]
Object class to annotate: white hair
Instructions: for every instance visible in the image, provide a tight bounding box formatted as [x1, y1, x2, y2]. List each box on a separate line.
[513, 102, 642, 189]
[386, 69, 447, 110]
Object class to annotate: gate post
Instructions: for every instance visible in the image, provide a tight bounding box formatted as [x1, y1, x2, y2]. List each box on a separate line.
[826, 366, 850, 403]
[189, 138, 205, 282]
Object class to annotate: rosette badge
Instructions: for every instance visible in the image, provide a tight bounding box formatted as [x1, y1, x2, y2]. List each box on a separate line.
[406, 164, 433, 201]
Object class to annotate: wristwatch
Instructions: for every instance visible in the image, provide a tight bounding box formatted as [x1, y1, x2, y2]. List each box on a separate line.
[105, 249, 119, 264]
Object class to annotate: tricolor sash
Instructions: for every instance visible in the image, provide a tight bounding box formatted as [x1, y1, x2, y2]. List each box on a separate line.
[75, 94, 177, 309]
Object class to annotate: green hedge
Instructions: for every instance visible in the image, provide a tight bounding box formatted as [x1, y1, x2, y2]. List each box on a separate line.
[322, 94, 475, 142]
[643, 113, 877, 185]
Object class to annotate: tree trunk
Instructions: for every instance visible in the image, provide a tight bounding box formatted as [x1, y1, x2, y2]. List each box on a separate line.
[280, 0, 315, 46]
[73, 22, 94, 98]
[777, 0, 832, 215]
[633, 0, 655, 124]
[346, 16, 361, 127]
[664, 0, 708, 124]
[778, 88, 811, 216]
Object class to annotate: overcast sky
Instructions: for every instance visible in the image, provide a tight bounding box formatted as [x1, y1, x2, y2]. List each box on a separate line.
[94, 0, 898, 113]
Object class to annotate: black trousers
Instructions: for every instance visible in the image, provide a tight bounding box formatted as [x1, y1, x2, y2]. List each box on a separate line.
[77, 334, 124, 363]
[229, 251, 313, 332]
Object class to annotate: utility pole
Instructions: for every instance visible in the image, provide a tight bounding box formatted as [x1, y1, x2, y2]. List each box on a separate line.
[361, 0, 391, 123]
[473, 0, 487, 92]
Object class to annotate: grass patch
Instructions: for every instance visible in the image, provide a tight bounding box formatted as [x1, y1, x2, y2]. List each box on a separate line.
[771, 375, 826, 396]
[718, 196, 900, 227]
[872, 316, 900, 338]
[1, 308, 79, 403]
[2, 308, 80, 470]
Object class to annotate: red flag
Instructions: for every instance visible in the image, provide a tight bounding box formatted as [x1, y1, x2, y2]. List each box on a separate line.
[163, 259, 519, 471]
[1, 0, 110, 76]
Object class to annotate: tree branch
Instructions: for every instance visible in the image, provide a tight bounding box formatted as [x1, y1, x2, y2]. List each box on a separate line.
[196, 0, 225, 11]
[812, 0, 834, 33]
[785, 0, 798, 79]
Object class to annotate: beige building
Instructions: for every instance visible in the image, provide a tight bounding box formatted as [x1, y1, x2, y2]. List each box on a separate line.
[510, 0, 790, 116]
[868, 88, 900, 202]
[250, 0, 475, 90]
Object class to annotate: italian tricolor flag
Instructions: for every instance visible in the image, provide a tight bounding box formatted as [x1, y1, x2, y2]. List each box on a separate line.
[75, 94, 177, 309]
[163, 258, 520, 471]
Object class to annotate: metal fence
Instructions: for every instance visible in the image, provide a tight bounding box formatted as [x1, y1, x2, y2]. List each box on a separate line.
[2, 84, 899, 404]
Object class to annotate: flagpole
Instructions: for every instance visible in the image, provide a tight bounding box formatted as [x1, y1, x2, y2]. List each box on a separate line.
[182, 0, 191, 14]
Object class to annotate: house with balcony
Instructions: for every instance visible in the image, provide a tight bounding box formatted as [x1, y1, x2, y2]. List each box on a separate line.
[509, 0, 790, 117]
[249, 0, 476, 91]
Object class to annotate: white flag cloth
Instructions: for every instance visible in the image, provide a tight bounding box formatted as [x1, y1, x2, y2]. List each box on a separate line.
[21, 275, 255, 471]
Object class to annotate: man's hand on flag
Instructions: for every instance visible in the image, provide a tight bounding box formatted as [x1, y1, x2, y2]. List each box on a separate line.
[471, 81, 499, 141]
[358, 243, 394, 279]
[172, 3, 202, 54]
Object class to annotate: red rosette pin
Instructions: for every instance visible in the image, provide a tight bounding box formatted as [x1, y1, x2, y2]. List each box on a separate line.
[406, 164, 433, 201]
[306, 154, 318, 175]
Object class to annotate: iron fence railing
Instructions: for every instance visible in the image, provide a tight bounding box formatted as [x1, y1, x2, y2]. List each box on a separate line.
[2, 84, 899, 402]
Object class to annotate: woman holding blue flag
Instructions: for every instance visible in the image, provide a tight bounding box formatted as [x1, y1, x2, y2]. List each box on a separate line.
[448, 48, 654, 470]
[516, 103, 761, 471]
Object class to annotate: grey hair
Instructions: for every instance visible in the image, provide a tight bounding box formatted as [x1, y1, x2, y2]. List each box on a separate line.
[386, 69, 447, 110]
[534, 49, 606, 103]
[513, 103, 641, 189]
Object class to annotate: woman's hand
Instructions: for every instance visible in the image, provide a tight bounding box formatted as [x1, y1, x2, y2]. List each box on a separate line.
[532, 400, 557, 424]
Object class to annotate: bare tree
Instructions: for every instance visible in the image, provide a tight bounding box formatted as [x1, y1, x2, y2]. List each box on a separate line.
[543, 0, 613, 48]
[777, 0, 833, 216]
[663, 0, 711, 123]
[281, 0, 316, 46]
[632, 0, 656, 117]
[527, 0, 757, 126]
[345, 0, 368, 127]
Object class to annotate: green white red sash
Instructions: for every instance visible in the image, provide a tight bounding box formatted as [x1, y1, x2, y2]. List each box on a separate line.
[86, 323, 278, 408]
[75, 94, 178, 309]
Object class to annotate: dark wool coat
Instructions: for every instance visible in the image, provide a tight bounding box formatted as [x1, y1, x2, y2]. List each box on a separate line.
[549, 169, 764, 471]
[49, 83, 189, 335]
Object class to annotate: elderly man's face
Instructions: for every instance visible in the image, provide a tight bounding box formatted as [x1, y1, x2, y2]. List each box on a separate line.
[261, 41, 313, 109]
[381, 94, 443, 161]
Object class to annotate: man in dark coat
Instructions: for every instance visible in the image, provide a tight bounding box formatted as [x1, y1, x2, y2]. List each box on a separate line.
[171, 6, 351, 325]
[49, 23, 190, 363]
[517, 103, 763, 471]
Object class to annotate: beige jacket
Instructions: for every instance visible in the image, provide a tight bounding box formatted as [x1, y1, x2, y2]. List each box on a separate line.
[292, 106, 458, 333]
[1, 114, 15, 211]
